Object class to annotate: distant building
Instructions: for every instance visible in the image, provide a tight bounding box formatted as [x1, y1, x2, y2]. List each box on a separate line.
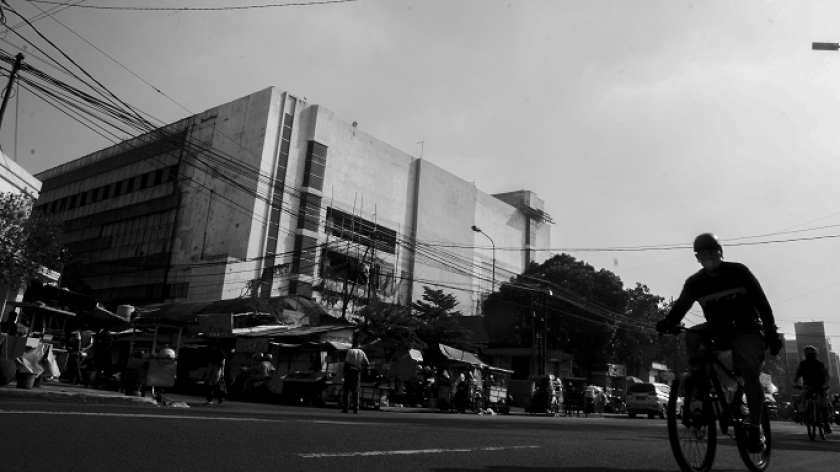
[33, 87, 553, 316]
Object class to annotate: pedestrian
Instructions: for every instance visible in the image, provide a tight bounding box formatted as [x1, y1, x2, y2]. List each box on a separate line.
[203, 342, 226, 405]
[65, 330, 84, 384]
[342, 340, 369, 413]
[92, 329, 113, 389]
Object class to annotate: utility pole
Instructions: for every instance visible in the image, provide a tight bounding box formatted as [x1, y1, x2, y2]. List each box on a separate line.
[0, 53, 24, 132]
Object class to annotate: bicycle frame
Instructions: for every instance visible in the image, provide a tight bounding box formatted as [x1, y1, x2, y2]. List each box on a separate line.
[691, 351, 748, 436]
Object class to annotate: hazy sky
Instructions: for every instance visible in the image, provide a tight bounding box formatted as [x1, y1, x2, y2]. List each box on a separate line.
[3, 0, 840, 341]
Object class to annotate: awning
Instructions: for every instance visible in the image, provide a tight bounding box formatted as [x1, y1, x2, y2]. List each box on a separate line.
[270, 341, 350, 352]
[134, 295, 329, 325]
[482, 365, 514, 375]
[7, 301, 75, 317]
[437, 343, 484, 366]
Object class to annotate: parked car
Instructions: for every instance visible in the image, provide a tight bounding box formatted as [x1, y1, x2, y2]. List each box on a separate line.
[625, 382, 672, 419]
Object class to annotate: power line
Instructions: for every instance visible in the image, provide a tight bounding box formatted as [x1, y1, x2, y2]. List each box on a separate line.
[28, 1, 359, 11]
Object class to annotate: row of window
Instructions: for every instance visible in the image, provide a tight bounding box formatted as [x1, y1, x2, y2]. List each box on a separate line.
[38, 164, 179, 214]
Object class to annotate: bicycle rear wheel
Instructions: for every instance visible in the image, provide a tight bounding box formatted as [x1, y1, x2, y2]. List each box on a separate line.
[807, 403, 816, 441]
[667, 373, 716, 472]
[736, 403, 772, 472]
[816, 405, 825, 440]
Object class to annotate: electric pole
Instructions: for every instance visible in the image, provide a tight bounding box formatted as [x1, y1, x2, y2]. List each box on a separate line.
[0, 53, 23, 132]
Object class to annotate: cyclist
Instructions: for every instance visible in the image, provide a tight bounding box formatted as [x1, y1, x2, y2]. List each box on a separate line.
[793, 345, 832, 434]
[656, 233, 783, 454]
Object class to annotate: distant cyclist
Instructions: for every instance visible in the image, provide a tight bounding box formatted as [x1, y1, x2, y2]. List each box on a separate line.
[793, 345, 832, 434]
[656, 233, 783, 454]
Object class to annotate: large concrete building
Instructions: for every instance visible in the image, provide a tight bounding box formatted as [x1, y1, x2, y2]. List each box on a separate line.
[33, 87, 553, 317]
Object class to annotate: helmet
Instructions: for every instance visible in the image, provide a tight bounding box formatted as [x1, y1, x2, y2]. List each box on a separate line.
[158, 348, 176, 359]
[804, 345, 817, 355]
[262, 354, 273, 362]
[693, 233, 722, 253]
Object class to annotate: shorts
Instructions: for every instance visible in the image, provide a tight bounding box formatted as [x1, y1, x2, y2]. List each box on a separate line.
[685, 322, 765, 378]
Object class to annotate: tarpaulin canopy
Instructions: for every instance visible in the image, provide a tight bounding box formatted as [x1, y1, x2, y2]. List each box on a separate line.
[7, 301, 75, 317]
[270, 341, 350, 352]
[436, 343, 484, 366]
[134, 295, 329, 324]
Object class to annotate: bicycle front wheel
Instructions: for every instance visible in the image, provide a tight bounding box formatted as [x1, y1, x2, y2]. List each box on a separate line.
[807, 403, 816, 440]
[736, 403, 772, 472]
[667, 373, 716, 472]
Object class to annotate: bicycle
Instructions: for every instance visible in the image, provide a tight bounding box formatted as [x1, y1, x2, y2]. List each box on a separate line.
[793, 385, 826, 441]
[663, 326, 772, 472]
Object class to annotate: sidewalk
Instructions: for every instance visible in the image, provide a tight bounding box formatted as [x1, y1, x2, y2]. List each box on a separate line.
[0, 380, 159, 407]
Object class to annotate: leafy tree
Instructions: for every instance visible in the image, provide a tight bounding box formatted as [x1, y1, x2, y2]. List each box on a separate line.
[0, 192, 64, 290]
[357, 300, 424, 349]
[483, 254, 674, 377]
[411, 286, 475, 351]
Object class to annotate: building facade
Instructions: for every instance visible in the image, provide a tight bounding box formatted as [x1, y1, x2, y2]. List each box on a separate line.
[33, 87, 552, 317]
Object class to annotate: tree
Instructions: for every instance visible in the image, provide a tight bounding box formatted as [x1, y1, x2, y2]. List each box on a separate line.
[412, 286, 474, 351]
[0, 192, 65, 290]
[357, 300, 424, 349]
[483, 254, 671, 377]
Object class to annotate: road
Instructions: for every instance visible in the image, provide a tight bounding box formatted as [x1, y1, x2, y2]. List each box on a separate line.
[0, 400, 836, 472]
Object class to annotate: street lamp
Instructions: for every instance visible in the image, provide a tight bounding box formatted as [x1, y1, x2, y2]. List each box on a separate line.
[471, 225, 495, 293]
[813, 42, 840, 51]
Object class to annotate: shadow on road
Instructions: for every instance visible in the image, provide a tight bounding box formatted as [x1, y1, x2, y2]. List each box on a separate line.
[430, 467, 664, 472]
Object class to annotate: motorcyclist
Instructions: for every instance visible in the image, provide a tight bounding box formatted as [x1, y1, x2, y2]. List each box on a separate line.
[245, 353, 275, 392]
[793, 345, 833, 434]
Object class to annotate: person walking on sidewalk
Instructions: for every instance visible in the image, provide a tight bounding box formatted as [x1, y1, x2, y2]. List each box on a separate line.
[342, 341, 369, 413]
[203, 342, 227, 405]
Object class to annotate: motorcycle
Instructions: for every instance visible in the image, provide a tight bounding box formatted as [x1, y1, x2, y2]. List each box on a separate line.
[227, 367, 273, 401]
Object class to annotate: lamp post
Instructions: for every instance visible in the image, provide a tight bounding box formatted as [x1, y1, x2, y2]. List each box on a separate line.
[471, 225, 495, 292]
[813, 42, 840, 51]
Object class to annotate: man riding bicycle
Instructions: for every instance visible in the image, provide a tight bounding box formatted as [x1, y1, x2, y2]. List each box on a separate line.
[793, 345, 832, 434]
[656, 233, 783, 454]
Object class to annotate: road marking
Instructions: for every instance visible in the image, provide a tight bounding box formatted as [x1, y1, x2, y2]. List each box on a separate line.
[0, 409, 401, 426]
[299, 445, 540, 458]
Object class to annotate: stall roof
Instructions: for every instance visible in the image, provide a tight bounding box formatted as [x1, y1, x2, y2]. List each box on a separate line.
[134, 295, 329, 324]
[237, 324, 353, 339]
[7, 301, 75, 317]
[437, 343, 484, 366]
[271, 341, 350, 352]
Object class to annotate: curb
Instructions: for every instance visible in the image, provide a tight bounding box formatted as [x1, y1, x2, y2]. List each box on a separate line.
[0, 387, 159, 407]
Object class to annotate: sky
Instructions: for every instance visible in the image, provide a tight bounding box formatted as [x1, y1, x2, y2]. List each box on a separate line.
[2, 0, 840, 342]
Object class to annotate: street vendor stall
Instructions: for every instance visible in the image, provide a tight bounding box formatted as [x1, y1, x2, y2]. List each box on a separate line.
[482, 365, 514, 414]
[2, 301, 75, 388]
[360, 338, 422, 408]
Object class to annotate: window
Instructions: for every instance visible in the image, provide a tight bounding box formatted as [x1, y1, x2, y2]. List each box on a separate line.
[126, 177, 135, 192]
[113, 181, 123, 197]
[154, 170, 163, 186]
[140, 174, 148, 189]
[80, 193, 87, 206]
[101, 185, 110, 199]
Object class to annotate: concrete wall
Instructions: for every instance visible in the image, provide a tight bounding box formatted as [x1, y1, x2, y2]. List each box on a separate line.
[31, 87, 554, 314]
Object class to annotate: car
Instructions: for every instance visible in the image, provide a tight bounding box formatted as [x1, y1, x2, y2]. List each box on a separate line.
[625, 382, 672, 419]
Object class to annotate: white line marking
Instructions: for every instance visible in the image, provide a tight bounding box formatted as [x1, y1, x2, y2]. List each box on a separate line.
[299, 445, 540, 458]
[0, 410, 401, 426]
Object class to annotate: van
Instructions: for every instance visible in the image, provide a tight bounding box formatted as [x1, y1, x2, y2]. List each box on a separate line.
[625, 382, 671, 419]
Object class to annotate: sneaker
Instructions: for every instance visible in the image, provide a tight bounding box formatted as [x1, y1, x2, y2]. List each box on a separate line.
[746, 426, 765, 453]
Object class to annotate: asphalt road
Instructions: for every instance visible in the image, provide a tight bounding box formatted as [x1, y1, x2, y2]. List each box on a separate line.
[1, 400, 837, 472]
